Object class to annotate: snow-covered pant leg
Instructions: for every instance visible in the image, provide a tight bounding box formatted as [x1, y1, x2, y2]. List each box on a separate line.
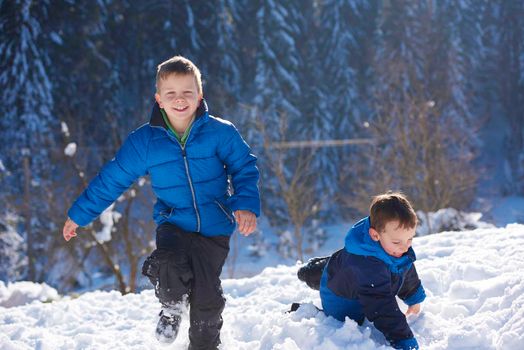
[142, 223, 193, 308]
[187, 234, 230, 350]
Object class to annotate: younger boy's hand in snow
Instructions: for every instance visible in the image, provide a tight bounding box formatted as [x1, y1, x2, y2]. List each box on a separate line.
[62, 217, 79, 241]
[234, 210, 257, 236]
[405, 303, 421, 316]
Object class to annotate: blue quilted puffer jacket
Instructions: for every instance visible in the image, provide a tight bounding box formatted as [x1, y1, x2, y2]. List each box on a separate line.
[68, 100, 260, 236]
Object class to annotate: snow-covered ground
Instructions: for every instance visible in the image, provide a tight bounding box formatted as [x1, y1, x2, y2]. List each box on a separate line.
[0, 282, 59, 308]
[1, 224, 523, 349]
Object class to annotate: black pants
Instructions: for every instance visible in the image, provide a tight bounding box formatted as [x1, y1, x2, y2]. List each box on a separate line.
[142, 223, 230, 350]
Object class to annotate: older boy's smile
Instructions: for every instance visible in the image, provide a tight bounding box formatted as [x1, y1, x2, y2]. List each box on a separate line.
[155, 73, 203, 134]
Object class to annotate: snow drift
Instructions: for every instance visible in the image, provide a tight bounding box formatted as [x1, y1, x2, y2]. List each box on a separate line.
[1, 224, 523, 349]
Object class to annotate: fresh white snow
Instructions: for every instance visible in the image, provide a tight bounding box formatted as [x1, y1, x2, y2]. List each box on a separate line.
[0, 282, 59, 308]
[1, 224, 523, 349]
[94, 204, 121, 244]
[416, 208, 494, 236]
[64, 142, 77, 157]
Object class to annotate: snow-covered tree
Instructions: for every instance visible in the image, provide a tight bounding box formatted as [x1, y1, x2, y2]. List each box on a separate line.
[486, 1, 524, 194]
[350, 0, 480, 214]
[254, 0, 302, 135]
[293, 1, 335, 202]
[0, 213, 27, 282]
[0, 0, 55, 180]
[252, 0, 303, 220]
[252, 0, 329, 258]
[190, 0, 244, 122]
[316, 0, 378, 213]
[318, 0, 373, 136]
[0, 0, 57, 281]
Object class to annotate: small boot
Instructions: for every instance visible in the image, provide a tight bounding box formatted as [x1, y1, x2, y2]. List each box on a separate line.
[155, 308, 182, 343]
[297, 256, 329, 290]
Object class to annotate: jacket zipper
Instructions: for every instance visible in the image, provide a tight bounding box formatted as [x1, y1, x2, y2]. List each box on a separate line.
[151, 117, 202, 232]
[152, 123, 201, 232]
[215, 200, 235, 224]
[181, 146, 200, 232]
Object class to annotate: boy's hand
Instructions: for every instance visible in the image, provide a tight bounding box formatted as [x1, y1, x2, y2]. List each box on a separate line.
[63, 217, 79, 241]
[405, 303, 421, 316]
[234, 210, 257, 236]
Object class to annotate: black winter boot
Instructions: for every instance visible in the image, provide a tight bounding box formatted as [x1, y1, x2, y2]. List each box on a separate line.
[297, 256, 330, 290]
[155, 309, 182, 343]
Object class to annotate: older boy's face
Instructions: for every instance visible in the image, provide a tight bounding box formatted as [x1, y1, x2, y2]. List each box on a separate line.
[369, 220, 416, 258]
[155, 73, 202, 123]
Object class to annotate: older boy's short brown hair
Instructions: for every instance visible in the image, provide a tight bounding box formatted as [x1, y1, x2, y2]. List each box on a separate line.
[156, 55, 202, 94]
[369, 192, 417, 232]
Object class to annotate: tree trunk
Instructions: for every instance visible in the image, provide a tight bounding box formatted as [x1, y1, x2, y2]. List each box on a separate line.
[294, 224, 303, 262]
[23, 155, 35, 281]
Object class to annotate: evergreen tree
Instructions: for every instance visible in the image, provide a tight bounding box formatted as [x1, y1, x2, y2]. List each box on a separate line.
[0, 0, 56, 281]
[316, 0, 378, 213]
[296, 1, 333, 198]
[254, 0, 302, 131]
[492, 1, 524, 194]
[253, 0, 303, 225]
[0, 213, 27, 282]
[214, 0, 243, 118]
[318, 0, 370, 135]
[355, 0, 479, 214]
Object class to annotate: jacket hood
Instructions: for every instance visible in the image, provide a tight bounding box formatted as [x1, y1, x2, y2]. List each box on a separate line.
[149, 99, 209, 129]
[344, 216, 416, 274]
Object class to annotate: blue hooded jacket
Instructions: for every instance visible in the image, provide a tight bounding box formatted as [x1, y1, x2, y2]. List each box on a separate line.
[68, 100, 260, 236]
[320, 217, 426, 349]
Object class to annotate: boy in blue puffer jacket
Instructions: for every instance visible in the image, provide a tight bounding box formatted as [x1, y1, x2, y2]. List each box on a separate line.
[297, 192, 426, 350]
[62, 56, 260, 349]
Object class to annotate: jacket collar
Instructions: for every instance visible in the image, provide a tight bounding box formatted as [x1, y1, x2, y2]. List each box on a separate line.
[149, 99, 209, 129]
[344, 216, 416, 274]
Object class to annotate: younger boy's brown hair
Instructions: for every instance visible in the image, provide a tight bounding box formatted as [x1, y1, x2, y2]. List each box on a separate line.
[369, 192, 417, 232]
[156, 55, 202, 94]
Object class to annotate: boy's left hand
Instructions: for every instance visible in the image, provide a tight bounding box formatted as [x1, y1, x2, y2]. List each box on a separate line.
[234, 210, 257, 236]
[405, 303, 421, 316]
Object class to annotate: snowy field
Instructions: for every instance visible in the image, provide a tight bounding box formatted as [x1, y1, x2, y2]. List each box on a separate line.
[1, 224, 524, 349]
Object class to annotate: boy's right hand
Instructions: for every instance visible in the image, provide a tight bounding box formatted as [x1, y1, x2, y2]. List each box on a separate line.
[63, 217, 79, 241]
[234, 210, 257, 236]
[405, 303, 421, 316]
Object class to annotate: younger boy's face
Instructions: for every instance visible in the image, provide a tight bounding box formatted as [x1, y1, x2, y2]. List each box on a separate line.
[155, 73, 202, 124]
[369, 220, 416, 258]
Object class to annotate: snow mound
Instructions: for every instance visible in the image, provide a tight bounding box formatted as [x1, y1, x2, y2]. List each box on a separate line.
[417, 208, 494, 236]
[0, 224, 523, 349]
[0, 281, 59, 308]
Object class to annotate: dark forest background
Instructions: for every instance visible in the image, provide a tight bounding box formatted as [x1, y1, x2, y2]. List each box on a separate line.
[0, 0, 523, 292]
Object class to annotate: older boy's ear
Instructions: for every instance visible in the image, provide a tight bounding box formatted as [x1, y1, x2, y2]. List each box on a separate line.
[369, 228, 380, 241]
[155, 93, 162, 107]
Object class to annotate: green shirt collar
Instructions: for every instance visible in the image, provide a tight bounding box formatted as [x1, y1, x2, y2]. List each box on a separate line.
[160, 108, 194, 146]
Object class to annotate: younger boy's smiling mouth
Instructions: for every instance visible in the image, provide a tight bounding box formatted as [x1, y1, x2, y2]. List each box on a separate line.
[173, 106, 189, 112]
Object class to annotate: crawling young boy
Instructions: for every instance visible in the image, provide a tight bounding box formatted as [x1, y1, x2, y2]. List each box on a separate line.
[62, 56, 260, 349]
[297, 192, 426, 350]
